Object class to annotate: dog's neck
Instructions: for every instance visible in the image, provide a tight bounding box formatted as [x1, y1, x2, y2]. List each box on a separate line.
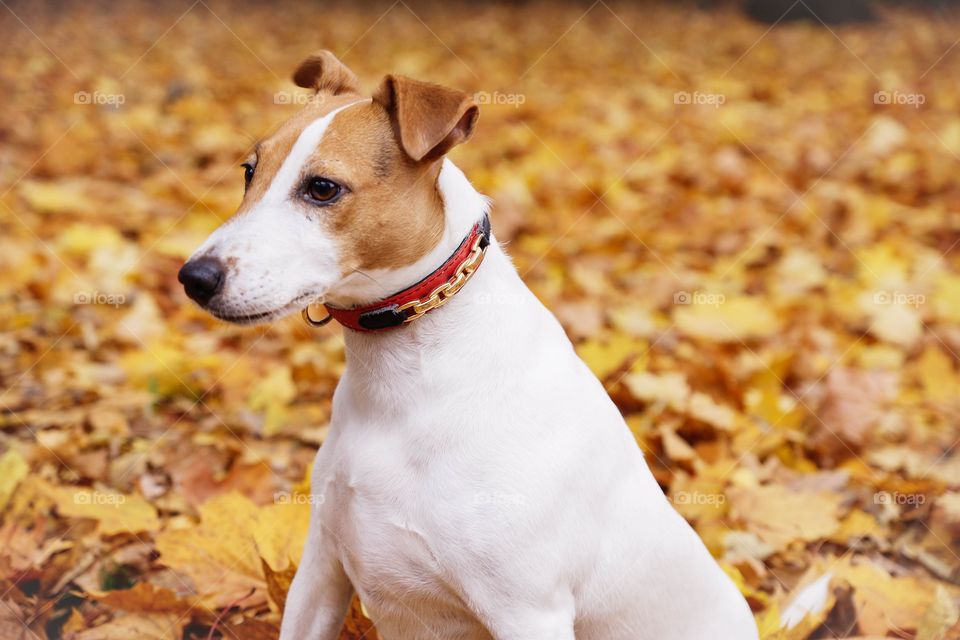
[334, 160, 522, 391]
[326, 159, 491, 313]
[338, 244, 522, 422]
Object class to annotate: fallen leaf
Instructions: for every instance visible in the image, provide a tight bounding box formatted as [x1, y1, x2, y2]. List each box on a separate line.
[728, 485, 843, 550]
[66, 613, 183, 640]
[818, 367, 899, 446]
[834, 560, 936, 636]
[918, 584, 960, 640]
[156, 492, 266, 608]
[0, 449, 29, 512]
[47, 485, 160, 536]
[674, 296, 780, 342]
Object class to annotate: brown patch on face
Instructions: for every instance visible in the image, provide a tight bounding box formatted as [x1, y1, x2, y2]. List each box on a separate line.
[238, 94, 367, 209]
[301, 101, 446, 273]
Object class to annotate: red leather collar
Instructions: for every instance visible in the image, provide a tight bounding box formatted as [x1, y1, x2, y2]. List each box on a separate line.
[307, 215, 491, 332]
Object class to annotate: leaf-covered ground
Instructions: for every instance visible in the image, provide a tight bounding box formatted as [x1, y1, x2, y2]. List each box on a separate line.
[1, 1, 960, 638]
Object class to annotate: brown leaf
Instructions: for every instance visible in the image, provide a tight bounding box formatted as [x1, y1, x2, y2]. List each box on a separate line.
[65, 613, 183, 640]
[261, 557, 296, 613]
[818, 367, 899, 447]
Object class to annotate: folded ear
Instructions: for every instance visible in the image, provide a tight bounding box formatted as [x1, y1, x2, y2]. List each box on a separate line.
[373, 74, 479, 163]
[292, 50, 361, 96]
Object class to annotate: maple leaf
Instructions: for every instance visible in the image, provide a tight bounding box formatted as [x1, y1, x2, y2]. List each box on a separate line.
[728, 485, 843, 550]
[155, 492, 266, 609]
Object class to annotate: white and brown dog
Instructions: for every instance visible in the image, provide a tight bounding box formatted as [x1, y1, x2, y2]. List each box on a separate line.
[179, 51, 759, 640]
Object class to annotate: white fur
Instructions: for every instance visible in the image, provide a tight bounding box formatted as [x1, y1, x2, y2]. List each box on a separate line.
[273, 162, 759, 640]
[188, 100, 368, 323]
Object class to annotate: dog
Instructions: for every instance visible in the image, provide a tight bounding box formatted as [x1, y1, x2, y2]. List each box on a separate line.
[178, 50, 759, 640]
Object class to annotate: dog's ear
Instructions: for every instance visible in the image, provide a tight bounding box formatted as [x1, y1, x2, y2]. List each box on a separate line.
[373, 74, 479, 163]
[293, 50, 361, 96]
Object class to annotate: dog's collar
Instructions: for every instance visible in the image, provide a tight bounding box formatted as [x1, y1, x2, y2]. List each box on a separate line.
[302, 215, 491, 332]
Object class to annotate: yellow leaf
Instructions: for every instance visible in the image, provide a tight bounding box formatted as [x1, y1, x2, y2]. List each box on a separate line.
[624, 371, 689, 411]
[755, 604, 783, 639]
[669, 471, 729, 522]
[688, 391, 737, 431]
[728, 485, 842, 550]
[674, 296, 780, 342]
[856, 344, 905, 370]
[155, 492, 265, 609]
[0, 449, 28, 512]
[863, 117, 909, 161]
[56, 223, 125, 256]
[120, 339, 218, 399]
[609, 304, 658, 338]
[917, 346, 957, 404]
[248, 366, 297, 436]
[659, 425, 695, 461]
[48, 485, 159, 536]
[69, 613, 183, 640]
[253, 500, 310, 573]
[775, 249, 826, 295]
[625, 372, 737, 429]
[575, 333, 646, 380]
[867, 302, 922, 348]
[830, 508, 884, 544]
[116, 293, 165, 344]
[722, 562, 770, 605]
[918, 584, 960, 640]
[20, 179, 99, 215]
[933, 273, 960, 323]
[855, 241, 909, 287]
[834, 560, 935, 636]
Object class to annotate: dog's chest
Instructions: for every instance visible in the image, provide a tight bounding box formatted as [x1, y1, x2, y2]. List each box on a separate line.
[316, 429, 481, 626]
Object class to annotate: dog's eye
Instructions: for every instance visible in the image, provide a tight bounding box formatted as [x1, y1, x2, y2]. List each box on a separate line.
[241, 162, 255, 189]
[305, 177, 342, 204]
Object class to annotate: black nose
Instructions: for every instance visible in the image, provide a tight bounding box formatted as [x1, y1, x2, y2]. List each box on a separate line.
[178, 256, 225, 306]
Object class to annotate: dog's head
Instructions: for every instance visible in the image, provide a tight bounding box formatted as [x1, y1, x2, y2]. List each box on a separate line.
[178, 51, 479, 324]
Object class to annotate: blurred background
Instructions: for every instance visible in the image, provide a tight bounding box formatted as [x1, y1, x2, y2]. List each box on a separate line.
[1, 0, 960, 638]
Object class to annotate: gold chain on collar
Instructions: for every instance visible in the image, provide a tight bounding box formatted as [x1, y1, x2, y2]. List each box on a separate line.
[396, 233, 488, 322]
[300, 233, 488, 329]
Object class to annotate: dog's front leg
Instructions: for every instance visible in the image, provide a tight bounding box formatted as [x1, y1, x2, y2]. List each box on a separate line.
[279, 519, 352, 640]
